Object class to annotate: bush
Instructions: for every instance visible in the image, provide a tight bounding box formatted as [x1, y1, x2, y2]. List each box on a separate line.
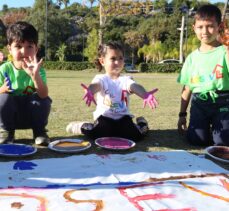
[139, 63, 183, 73]
[43, 61, 95, 70]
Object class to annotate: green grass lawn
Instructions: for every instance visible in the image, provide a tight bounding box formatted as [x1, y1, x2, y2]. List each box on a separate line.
[5, 70, 229, 169]
[16, 71, 197, 150]
[1, 71, 229, 169]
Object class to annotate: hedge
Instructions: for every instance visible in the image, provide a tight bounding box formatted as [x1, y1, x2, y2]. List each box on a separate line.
[43, 61, 95, 70]
[42, 61, 183, 73]
[139, 63, 183, 73]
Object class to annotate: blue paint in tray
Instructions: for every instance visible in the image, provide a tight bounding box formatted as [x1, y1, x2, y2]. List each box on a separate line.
[0, 144, 36, 156]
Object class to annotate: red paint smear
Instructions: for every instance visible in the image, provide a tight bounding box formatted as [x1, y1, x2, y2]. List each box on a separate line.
[220, 179, 229, 192]
[133, 193, 175, 201]
[119, 184, 175, 211]
[180, 181, 229, 202]
[119, 183, 197, 211]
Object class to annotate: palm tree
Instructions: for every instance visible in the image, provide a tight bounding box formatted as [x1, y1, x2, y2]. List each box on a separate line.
[55, 43, 67, 62]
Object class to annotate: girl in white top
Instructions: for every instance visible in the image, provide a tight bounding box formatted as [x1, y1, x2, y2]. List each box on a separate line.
[66, 41, 158, 141]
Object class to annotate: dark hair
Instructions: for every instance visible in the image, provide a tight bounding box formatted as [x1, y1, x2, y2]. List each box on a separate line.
[6, 21, 38, 45]
[194, 4, 222, 25]
[94, 41, 124, 72]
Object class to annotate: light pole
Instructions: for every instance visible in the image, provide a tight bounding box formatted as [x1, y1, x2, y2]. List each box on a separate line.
[222, 0, 229, 20]
[45, 0, 48, 60]
[178, 15, 185, 64]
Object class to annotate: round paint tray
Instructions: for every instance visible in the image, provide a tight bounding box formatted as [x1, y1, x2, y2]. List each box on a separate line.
[205, 146, 229, 163]
[0, 144, 37, 157]
[48, 139, 91, 153]
[95, 137, 135, 150]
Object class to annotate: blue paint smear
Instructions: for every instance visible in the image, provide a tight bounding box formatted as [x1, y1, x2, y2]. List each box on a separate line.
[0, 181, 143, 190]
[13, 161, 37, 170]
[45, 181, 139, 189]
[0, 144, 35, 155]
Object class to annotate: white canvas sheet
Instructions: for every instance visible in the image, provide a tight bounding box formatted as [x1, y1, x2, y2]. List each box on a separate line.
[0, 151, 228, 210]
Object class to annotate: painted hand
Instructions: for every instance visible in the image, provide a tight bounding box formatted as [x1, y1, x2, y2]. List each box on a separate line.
[3, 72, 14, 92]
[81, 83, 96, 107]
[143, 88, 158, 110]
[13, 161, 37, 170]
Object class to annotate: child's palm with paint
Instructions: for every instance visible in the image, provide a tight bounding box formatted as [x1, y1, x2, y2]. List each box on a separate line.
[2, 72, 14, 93]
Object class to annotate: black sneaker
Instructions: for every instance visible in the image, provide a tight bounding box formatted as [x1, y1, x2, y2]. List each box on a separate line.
[136, 116, 149, 134]
[0, 129, 14, 144]
[33, 131, 50, 146]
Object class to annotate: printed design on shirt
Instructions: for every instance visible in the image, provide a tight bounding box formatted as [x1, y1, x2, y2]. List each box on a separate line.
[190, 64, 223, 84]
[103, 89, 128, 113]
[121, 90, 128, 106]
[23, 86, 36, 95]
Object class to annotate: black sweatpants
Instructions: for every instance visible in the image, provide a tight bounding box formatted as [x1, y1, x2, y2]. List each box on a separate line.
[187, 92, 229, 146]
[81, 115, 144, 142]
[0, 93, 52, 135]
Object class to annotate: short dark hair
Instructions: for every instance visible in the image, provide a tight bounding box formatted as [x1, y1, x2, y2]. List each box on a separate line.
[194, 4, 222, 25]
[95, 41, 124, 72]
[6, 21, 38, 45]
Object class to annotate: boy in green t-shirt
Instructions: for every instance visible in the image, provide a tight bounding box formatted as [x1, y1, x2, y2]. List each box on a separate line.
[0, 21, 52, 146]
[177, 4, 229, 146]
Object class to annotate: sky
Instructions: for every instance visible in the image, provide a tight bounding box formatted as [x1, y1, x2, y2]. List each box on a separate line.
[0, 0, 86, 9]
[0, 0, 226, 9]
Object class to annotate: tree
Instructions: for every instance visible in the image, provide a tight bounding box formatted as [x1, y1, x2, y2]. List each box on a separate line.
[27, 0, 72, 60]
[88, 0, 96, 8]
[124, 30, 144, 65]
[98, 0, 155, 44]
[84, 28, 99, 62]
[138, 41, 166, 63]
[1, 9, 28, 25]
[138, 44, 151, 63]
[55, 43, 67, 61]
[2, 4, 8, 13]
[0, 19, 6, 49]
[56, 0, 70, 8]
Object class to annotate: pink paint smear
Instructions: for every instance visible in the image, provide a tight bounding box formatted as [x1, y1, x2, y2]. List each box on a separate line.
[97, 138, 133, 149]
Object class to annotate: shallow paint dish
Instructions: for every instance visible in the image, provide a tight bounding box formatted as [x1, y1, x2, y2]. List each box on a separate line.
[205, 146, 229, 163]
[0, 144, 37, 157]
[95, 137, 135, 150]
[48, 139, 91, 153]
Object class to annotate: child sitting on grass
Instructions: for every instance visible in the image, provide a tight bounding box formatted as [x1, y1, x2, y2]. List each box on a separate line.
[0, 21, 52, 146]
[66, 41, 158, 142]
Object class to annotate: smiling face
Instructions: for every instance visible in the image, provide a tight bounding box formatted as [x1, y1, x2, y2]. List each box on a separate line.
[193, 17, 220, 48]
[8, 40, 38, 69]
[99, 48, 124, 79]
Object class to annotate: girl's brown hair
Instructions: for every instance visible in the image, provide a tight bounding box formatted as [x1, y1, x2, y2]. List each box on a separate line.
[94, 41, 124, 72]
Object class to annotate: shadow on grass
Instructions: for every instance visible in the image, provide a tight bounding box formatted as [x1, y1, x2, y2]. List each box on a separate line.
[1, 133, 228, 170]
[28, 130, 202, 160]
[134, 129, 203, 152]
[0, 130, 215, 161]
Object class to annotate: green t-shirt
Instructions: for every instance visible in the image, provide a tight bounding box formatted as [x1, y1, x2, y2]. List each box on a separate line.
[0, 61, 47, 96]
[177, 45, 229, 93]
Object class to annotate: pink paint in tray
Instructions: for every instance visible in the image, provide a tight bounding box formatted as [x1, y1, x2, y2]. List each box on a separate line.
[95, 137, 135, 150]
